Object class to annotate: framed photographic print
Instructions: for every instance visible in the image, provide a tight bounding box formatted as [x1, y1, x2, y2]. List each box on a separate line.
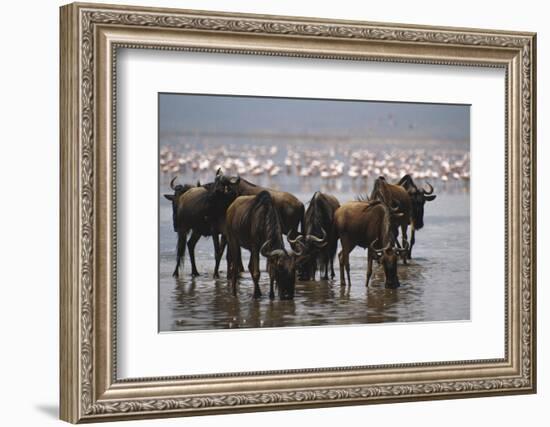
[59, 2, 537, 423]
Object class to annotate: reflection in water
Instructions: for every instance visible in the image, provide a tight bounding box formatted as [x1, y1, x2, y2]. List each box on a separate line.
[159, 191, 470, 332]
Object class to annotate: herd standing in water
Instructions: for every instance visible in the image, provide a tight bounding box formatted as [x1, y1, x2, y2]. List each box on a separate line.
[164, 169, 436, 300]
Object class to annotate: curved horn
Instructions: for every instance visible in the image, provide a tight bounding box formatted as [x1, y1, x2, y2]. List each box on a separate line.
[390, 203, 401, 213]
[260, 240, 271, 257]
[369, 238, 380, 252]
[306, 227, 327, 243]
[216, 168, 222, 176]
[287, 234, 305, 246]
[369, 238, 384, 257]
[268, 249, 286, 258]
[170, 176, 178, 190]
[423, 182, 434, 195]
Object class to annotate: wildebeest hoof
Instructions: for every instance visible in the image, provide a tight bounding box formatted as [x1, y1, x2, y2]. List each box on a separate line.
[191, 271, 200, 277]
[269, 292, 275, 300]
[253, 292, 262, 299]
[213, 272, 220, 279]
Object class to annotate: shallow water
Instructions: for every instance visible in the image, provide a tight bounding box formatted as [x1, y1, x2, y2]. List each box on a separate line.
[159, 187, 470, 332]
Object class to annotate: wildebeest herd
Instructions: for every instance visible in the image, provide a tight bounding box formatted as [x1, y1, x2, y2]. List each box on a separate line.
[164, 169, 436, 300]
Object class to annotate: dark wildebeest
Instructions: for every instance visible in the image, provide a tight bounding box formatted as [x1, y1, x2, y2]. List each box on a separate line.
[163, 175, 238, 278]
[370, 175, 436, 259]
[298, 191, 340, 281]
[334, 199, 407, 288]
[216, 170, 305, 239]
[225, 191, 323, 300]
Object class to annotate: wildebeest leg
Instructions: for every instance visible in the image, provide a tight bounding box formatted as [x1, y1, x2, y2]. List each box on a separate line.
[338, 236, 354, 287]
[249, 250, 262, 298]
[269, 273, 275, 299]
[338, 251, 346, 286]
[172, 231, 187, 278]
[237, 248, 244, 273]
[322, 252, 329, 280]
[187, 230, 201, 277]
[400, 224, 408, 264]
[213, 234, 223, 279]
[392, 224, 401, 248]
[227, 239, 239, 296]
[228, 248, 244, 277]
[320, 250, 330, 280]
[409, 224, 415, 260]
[345, 255, 352, 288]
[328, 230, 338, 280]
[366, 250, 374, 287]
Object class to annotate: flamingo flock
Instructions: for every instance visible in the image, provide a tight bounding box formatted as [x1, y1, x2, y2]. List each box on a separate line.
[160, 141, 470, 192]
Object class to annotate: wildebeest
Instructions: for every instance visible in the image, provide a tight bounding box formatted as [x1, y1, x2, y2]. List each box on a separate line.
[225, 191, 322, 300]
[163, 175, 238, 278]
[216, 170, 305, 239]
[298, 191, 340, 281]
[370, 176, 410, 263]
[371, 175, 436, 259]
[334, 199, 407, 288]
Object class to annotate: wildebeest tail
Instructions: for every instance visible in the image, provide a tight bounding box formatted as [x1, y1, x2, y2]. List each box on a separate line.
[242, 190, 273, 220]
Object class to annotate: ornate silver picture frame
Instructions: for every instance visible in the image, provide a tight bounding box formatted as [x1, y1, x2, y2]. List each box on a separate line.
[60, 2, 536, 423]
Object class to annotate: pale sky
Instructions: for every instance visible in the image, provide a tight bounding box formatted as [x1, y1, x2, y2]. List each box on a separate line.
[159, 93, 469, 142]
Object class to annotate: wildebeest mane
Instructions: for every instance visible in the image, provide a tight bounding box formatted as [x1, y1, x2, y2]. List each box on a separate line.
[201, 181, 215, 191]
[240, 190, 284, 250]
[240, 178, 259, 188]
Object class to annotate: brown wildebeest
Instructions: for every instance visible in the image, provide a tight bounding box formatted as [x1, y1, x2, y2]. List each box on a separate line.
[216, 169, 304, 239]
[298, 191, 340, 281]
[371, 175, 436, 259]
[334, 199, 407, 288]
[370, 176, 410, 263]
[163, 176, 238, 278]
[225, 191, 322, 299]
